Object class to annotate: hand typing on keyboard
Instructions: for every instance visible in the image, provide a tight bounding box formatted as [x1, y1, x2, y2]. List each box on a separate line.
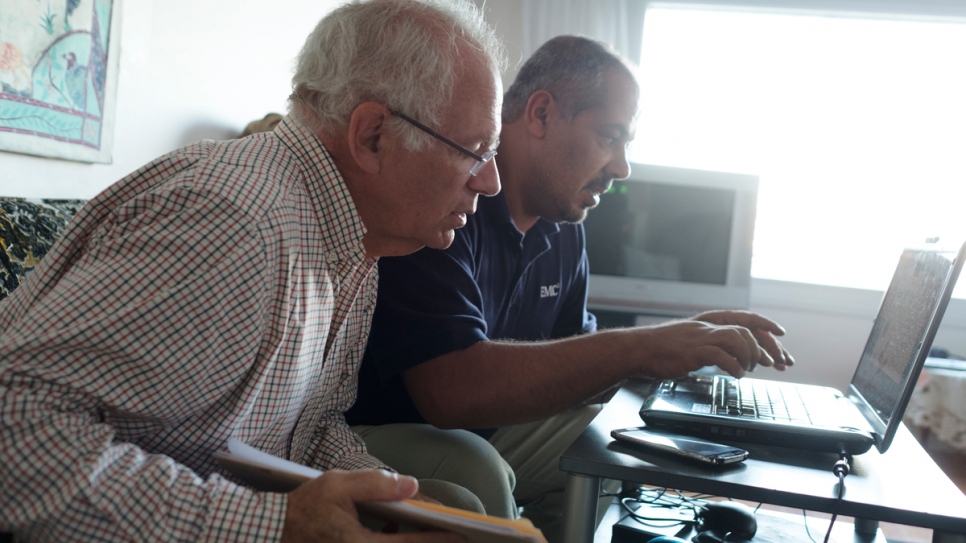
[632, 311, 794, 380]
[691, 310, 795, 373]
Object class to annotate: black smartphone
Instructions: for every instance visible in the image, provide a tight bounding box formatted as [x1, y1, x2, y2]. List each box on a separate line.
[611, 426, 749, 465]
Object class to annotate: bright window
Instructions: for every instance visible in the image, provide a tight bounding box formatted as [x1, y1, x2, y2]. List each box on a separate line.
[630, 6, 966, 292]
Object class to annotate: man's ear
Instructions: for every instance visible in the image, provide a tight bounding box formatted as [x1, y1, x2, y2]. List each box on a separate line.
[346, 102, 390, 174]
[524, 90, 555, 139]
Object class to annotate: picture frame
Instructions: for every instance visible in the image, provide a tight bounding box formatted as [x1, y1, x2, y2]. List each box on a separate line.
[0, 0, 121, 163]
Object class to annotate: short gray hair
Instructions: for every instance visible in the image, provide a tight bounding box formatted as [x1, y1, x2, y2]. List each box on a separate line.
[503, 35, 638, 123]
[290, 0, 506, 151]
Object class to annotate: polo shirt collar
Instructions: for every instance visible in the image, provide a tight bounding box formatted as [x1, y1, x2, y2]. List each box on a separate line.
[483, 190, 561, 243]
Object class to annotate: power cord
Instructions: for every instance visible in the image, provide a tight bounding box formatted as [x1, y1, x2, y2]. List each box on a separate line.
[620, 496, 695, 528]
[808, 448, 850, 543]
[603, 486, 715, 530]
[608, 487, 766, 536]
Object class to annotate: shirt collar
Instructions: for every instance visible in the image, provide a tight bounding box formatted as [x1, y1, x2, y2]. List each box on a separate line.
[481, 190, 561, 242]
[275, 115, 370, 262]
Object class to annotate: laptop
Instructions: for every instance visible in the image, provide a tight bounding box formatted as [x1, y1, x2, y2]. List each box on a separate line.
[639, 239, 966, 455]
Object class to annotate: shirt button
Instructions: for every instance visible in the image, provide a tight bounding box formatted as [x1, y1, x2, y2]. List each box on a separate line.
[327, 253, 338, 263]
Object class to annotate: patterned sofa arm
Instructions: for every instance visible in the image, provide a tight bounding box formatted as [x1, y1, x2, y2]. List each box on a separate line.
[0, 197, 86, 300]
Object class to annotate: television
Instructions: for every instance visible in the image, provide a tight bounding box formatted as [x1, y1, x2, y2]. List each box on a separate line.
[583, 163, 759, 318]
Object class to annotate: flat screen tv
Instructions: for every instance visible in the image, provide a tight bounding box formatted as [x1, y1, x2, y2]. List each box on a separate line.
[583, 163, 759, 317]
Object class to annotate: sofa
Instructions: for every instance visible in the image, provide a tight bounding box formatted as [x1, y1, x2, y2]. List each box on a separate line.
[0, 197, 86, 300]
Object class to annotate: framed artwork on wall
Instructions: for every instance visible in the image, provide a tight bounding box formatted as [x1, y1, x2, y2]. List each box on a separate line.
[0, 0, 121, 163]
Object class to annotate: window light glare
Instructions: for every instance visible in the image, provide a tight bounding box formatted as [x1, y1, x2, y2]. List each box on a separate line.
[631, 7, 966, 293]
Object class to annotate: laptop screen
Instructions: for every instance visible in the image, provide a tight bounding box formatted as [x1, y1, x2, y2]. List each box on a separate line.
[849, 244, 963, 451]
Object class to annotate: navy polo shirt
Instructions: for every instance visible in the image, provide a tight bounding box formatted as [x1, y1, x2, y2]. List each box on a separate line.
[346, 191, 597, 434]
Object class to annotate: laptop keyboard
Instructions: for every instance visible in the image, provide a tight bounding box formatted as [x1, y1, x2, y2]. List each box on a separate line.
[714, 378, 821, 424]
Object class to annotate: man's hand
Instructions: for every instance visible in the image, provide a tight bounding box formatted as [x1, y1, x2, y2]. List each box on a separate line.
[281, 469, 466, 543]
[692, 310, 794, 372]
[410, 490, 442, 505]
[633, 311, 794, 379]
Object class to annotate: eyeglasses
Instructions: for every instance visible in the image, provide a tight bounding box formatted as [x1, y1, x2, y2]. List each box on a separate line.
[389, 109, 497, 176]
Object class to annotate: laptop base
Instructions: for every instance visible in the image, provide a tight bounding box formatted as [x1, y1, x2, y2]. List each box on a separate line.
[640, 375, 876, 455]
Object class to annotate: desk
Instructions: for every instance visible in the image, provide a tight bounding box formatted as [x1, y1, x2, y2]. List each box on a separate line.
[559, 383, 966, 543]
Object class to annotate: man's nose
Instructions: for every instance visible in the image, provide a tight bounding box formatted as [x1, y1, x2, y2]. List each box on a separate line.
[604, 147, 631, 181]
[469, 157, 501, 197]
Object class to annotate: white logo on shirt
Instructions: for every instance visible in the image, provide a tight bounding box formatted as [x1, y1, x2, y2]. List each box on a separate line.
[540, 284, 560, 298]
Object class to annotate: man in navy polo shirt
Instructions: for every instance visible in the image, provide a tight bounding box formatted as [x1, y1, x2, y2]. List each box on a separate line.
[346, 36, 793, 540]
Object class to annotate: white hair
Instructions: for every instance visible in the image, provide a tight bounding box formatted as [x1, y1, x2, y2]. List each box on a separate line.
[290, 0, 506, 151]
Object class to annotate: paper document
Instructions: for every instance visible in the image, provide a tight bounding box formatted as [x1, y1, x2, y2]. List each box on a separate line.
[214, 439, 547, 543]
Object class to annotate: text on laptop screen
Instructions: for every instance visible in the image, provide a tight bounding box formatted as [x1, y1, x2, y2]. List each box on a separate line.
[851, 249, 955, 427]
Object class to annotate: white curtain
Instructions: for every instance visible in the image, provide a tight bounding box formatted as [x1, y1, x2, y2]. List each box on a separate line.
[520, 0, 647, 65]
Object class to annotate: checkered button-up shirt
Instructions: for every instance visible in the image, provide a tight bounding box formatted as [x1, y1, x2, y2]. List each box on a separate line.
[0, 116, 386, 542]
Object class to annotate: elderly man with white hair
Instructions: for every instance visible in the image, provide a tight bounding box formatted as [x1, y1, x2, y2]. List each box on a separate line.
[0, 1, 504, 542]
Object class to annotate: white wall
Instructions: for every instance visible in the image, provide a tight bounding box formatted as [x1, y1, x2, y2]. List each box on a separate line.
[476, 0, 526, 89]
[0, 0, 339, 200]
